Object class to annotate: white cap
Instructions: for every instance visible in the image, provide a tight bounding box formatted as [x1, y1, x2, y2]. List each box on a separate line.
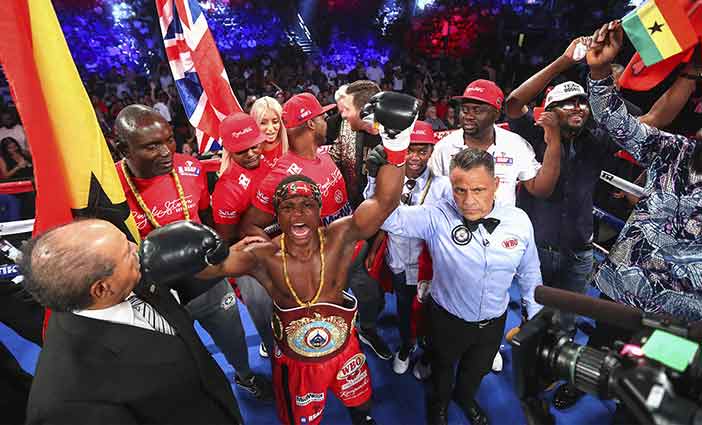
[544, 81, 587, 109]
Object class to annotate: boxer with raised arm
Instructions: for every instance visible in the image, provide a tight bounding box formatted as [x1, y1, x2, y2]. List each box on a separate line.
[148, 91, 419, 425]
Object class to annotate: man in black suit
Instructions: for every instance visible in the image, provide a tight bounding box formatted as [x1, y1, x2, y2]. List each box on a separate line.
[20, 219, 243, 424]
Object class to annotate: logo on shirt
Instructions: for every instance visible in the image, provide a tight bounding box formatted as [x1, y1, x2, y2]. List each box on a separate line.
[494, 154, 513, 165]
[217, 209, 238, 219]
[451, 225, 472, 246]
[296, 392, 325, 406]
[177, 160, 201, 177]
[502, 238, 519, 249]
[131, 195, 196, 230]
[318, 168, 344, 198]
[287, 162, 303, 175]
[334, 189, 343, 204]
[256, 190, 270, 205]
[238, 173, 251, 189]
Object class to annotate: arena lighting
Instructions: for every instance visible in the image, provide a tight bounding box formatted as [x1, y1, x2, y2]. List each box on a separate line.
[111, 1, 135, 23]
[377, 0, 403, 35]
[416, 0, 435, 11]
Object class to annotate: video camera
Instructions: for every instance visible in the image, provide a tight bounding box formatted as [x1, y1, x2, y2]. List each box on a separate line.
[511, 286, 702, 425]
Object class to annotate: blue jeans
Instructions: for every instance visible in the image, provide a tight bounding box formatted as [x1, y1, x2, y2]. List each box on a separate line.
[185, 279, 252, 378]
[236, 275, 274, 356]
[537, 247, 593, 333]
[391, 271, 417, 348]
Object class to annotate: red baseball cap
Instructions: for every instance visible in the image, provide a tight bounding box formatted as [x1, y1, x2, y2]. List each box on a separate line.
[282, 93, 336, 128]
[452, 79, 504, 110]
[410, 121, 436, 145]
[219, 112, 266, 153]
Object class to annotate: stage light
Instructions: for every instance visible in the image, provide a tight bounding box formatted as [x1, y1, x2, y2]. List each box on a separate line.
[377, 0, 403, 35]
[416, 0, 435, 11]
[111, 1, 135, 23]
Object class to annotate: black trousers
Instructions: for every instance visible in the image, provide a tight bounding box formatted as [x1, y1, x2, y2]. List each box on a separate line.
[391, 271, 417, 347]
[429, 299, 506, 407]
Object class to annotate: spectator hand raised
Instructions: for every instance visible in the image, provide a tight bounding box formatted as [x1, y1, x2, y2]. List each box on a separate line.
[586, 20, 624, 79]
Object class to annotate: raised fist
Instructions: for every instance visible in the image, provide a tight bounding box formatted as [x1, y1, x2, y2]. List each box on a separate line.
[361, 91, 419, 165]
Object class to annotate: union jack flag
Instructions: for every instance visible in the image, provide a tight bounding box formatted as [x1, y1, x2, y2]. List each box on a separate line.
[155, 0, 242, 153]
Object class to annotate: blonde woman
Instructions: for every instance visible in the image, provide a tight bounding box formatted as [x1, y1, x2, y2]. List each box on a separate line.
[250, 96, 288, 169]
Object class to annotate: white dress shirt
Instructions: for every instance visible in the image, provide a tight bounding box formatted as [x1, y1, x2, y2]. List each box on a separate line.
[427, 126, 541, 206]
[382, 200, 543, 321]
[364, 167, 452, 284]
[73, 292, 154, 331]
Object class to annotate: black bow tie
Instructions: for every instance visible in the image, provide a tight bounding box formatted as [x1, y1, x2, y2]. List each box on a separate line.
[464, 217, 501, 234]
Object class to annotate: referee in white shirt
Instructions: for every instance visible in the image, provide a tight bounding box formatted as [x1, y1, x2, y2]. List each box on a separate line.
[364, 121, 452, 375]
[427, 79, 560, 373]
[382, 148, 543, 425]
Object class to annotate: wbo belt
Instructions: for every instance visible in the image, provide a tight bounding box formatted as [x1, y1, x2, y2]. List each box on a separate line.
[271, 291, 358, 362]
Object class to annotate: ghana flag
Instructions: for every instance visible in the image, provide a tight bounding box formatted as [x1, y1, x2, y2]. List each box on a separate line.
[0, 0, 139, 242]
[622, 0, 698, 66]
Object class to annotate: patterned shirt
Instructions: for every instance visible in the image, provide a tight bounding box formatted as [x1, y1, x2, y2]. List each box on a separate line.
[588, 75, 702, 321]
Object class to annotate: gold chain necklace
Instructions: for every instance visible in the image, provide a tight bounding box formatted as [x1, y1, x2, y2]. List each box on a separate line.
[121, 160, 190, 228]
[280, 228, 325, 307]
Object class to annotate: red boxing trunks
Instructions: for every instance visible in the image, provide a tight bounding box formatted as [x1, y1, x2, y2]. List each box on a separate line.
[271, 292, 371, 424]
[272, 332, 371, 425]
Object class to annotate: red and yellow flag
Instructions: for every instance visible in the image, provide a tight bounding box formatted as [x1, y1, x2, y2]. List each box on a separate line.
[620, 0, 702, 91]
[622, 0, 698, 66]
[0, 0, 139, 241]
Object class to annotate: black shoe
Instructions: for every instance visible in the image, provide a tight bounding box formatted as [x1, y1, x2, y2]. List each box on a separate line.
[358, 327, 392, 360]
[350, 413, 377, 425]
[426, 400, 448, 425]
[552, 383, 584, 410]
[349, 406, 377, 425]
[234, 373, 273, 401]
[459, 399, 489, 425]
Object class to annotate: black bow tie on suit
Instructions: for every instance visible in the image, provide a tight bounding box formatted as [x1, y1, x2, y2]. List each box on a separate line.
[464, 217, 501, 234]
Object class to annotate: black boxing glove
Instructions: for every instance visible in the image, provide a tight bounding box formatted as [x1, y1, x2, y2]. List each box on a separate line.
[139, 221, 229, 285]
[361, 91, 419, 166]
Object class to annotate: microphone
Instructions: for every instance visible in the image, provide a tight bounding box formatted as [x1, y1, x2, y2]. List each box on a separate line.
[534, 286, 642, 331]
[483, 239, 490, 247]
[535, 286, 702, 343]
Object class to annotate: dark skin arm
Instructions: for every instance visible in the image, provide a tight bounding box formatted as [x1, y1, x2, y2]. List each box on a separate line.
[238, 205, 275, 239]
[196, 236, 275, 293]
[639, 62, 698, 129]
[520, 111, 562, 198]
[214, 222, 238, 245]
[339, 161, 404, 243]
[587, 21, 625, 80]
[505, 37, 584, 119]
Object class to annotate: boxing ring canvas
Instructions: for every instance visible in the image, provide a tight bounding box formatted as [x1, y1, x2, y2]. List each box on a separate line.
[1, 285, 614, 424]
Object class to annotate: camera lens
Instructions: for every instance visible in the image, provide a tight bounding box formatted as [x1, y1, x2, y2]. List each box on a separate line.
[551, 340, 613, 397]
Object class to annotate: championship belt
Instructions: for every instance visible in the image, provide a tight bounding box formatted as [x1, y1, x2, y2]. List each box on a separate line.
[272, 292, 358, 362]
